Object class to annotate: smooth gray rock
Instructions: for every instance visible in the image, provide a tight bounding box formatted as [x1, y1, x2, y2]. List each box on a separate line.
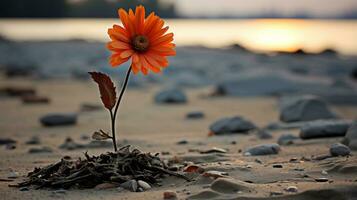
[28, 146, 53, 154]
[244, 143, 281, 156]
[209, 116, 256, 135]
[299, 120, 351, 139]
[344, 122, 357, 150]
[186, 111, 205, 119]
[40, 113, 77, 127]
[279, 95, 337, 122]
[120, 180, 138, 192]
[154, 88, 187, 104]
[277, 134, 299, 145]
[256, 129, 273, 139]
[137, 180, 151, 191]
[330, 143, 351, 156]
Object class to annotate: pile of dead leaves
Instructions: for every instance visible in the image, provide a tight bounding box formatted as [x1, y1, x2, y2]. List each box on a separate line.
[14, 145, 189, 189]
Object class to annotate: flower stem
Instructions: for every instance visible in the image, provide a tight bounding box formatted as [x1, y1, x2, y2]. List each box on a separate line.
[110, 66, 132, 152]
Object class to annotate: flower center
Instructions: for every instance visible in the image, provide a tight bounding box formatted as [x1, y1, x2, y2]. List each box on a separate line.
[132, 35, 149, 52]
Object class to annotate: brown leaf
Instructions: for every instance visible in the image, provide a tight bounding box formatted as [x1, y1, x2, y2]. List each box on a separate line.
[92, 130, 111, 140]
[89, 72, 117, 110]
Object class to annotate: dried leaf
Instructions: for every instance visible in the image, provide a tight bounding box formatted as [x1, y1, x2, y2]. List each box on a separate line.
[92, 130, 111, 140]
[89, 72, 117, 110]
[183, 165, 205, 173]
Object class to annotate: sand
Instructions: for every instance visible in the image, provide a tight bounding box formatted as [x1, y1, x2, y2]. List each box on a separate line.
[1, 75, 357, 200]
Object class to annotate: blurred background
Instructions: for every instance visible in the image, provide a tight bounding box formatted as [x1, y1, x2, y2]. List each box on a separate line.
[0, 0, 356, 101]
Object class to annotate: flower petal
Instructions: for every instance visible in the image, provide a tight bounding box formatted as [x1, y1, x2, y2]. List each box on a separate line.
[120, 50, 134, 58]
[110, 53, 130, 67]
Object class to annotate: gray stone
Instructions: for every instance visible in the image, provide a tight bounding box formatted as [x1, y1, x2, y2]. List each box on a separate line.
[186, 111, 205, 119]
[277, 134, 299, 145]
[209, 116, 256, 135]
[26, 136, 40, 145]
[330, 143, 351, 156]
[40, 113, 77, 127]
[137, 180, 151, 191]
[154, 88, 187, 104]
[120, 180, 137, 192]
[344, 122, 357, 150]
[0, 138, 16, 145]
[244, 143, 281, 156]
[279, 95, 337, 122]
[256, 129, 272, 139]
[285, 186, 298, 193]
[28, 146, 53, 154]
[299, 120, 351, 139]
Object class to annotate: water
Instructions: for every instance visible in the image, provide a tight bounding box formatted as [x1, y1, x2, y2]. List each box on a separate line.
[1, 19, 357, 55]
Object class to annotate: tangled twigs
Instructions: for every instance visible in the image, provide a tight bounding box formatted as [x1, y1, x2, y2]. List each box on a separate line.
[15, 145, 190, 189]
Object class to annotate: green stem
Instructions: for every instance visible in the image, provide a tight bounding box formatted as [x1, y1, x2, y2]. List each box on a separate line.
[110, 66, 132, 152]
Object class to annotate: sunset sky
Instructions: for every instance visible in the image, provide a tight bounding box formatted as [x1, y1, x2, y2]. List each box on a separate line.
[172, 0, 357, 17]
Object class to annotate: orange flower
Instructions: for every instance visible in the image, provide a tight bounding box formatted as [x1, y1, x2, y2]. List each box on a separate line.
[107, 5, 176, 75]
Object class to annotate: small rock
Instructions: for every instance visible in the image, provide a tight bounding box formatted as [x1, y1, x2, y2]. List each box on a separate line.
[59, 137, 84, 150]
[315, 178, 329, 182]
[244, 143, 281, 156]
[0, 138, 16, 145]
[186, 111, 205, 119]
[120, 180, 138, 192]
[95, 183, 117, 189]
[321, 170, 328, 175]
[209, 116, 256, 135]
[255, 158, 263, 164]
[256, 129, 273, 139]
[163, 190, 177, 199]
[300, 120, 351, 139]
[176, 140, 188, 145]
[272, 164, 283, 168]
[40, 113, 77, 127]
[53, 189, 67, 194]
[285, 186, 298, 193]
[154, 88, 187, 104]
[330, 143, 351, 156]
[5, 144, 16, 150]
[26, 136, 41, 145]
[279, 95, 337, 123]
[80, 103, 102, 112]
[270, 191, 284, 196]
[200, 147, 227, 154]
[28, 146, 53, 154]
[22, 95, 50, 104]
[0, 87, 36, 97]
[8, 171, 19, 179]
[19, 187, 29, 191]
[277, 134, 299, 145]
[138, 180, 151, 191]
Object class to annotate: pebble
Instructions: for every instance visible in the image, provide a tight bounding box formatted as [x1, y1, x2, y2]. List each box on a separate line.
[186, 111, 205, 119]
[154, 88, 187, 104]
[256, 129, 273, 139]
[209, 116, 256, 135]
[137, 180, 151, 191]
[0, 138, 16, 145]
[176, 140, 188, 145]
[22, 95, 50, 104]
[19, 187, 29, 191]
[8, 171, 19, 179]
[299, 120, 351, 139]
[330, 143, 351, 156]
[285, 186, 298, 193]
[315, 177, 329, 182]
[120, 180, 138, 192]
[28, 146, 53, 154]
[279, 95, 337, 122]
[272, 164, 283, 168]
[200, 147, 227, 154]
[277, 134, 299, 145]
[163, 190, 177, 199]
[244, 143, 281, 156]
[53, 189, 67, 194]
[40, 113, 77, 127]
[321, 170, 328, 175]
[5, 144, 16, 150]
[26, 136, 41, 145]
